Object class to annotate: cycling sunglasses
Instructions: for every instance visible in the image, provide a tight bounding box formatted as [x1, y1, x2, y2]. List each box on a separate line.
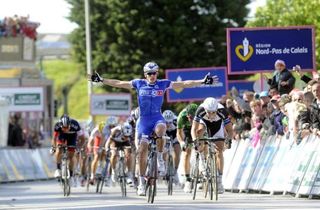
[146, 72, 157, 76]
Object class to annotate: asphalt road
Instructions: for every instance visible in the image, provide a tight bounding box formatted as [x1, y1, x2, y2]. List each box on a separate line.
[0, 180, 320, 210]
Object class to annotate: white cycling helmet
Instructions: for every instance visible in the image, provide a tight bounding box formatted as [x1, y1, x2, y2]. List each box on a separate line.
[143, 61, 159, 73]
[106, 116, 118, 126]
[202, 97, 218, 112]
[121, 122, 133, 137]
[162, 110, 175, 123]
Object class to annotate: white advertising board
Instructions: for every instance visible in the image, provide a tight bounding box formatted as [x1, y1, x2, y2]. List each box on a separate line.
[90, 94, 131, 116]
[0, 87, 44, 111]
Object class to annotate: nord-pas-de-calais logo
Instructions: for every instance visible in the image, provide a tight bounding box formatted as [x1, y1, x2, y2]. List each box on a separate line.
[235, 37, 254, 62]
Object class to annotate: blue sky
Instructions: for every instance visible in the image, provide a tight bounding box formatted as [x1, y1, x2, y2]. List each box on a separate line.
[0, 0, 266, 34]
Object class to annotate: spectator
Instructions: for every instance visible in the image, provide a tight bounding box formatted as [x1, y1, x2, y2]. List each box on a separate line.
[297, 92, 314, 139]
[259, 91, 270, 106]
[268, 86, 280, 97]
[270, 95, 285, 136]
[264, 60, 296, 95]
[310, 82, 320, 136]
[286, 91, 306, 138]
[231, 88, 255, 113]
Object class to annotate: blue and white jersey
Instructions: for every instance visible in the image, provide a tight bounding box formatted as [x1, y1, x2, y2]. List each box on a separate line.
[131, 79, 172, 117]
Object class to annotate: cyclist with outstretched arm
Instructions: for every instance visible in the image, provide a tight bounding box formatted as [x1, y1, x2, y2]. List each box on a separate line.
[88, 61, 217, 196]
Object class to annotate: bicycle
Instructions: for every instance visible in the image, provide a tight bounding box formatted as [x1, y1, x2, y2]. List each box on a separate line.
[96, 150, 111, 194]
[111, 145, 131, 197]
[58, 144, 71, 196]
[191, 137, 221, 201]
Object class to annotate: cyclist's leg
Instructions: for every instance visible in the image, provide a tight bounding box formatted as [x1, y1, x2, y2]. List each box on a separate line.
[172, 138, 181, 172]
[67, 137, 77, 178]
[91, 148, 100, 179]
[91, 136, 101, 180]
[124, 145, 132, 174]
[55, 140, 64, 176]
[196, 123, 208, 175]
[138, 137, 148, 178]
[80, 148, 87, 186]
[154, 122, 167, 153]
[215, 141, 224, 175]
[109, 141, 118, 172]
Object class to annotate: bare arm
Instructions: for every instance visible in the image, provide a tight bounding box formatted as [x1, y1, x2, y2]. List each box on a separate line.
[177, 128, 185, 144]
[171, 80, 203, 89]
[225, 122, 234, 139]
[191, 120, 201, 141]
[102, 79, 132, 89]
[87, 74, 132, 89]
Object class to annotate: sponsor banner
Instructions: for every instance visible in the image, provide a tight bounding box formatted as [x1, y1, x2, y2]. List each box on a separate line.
[0, 87, 44, 112]
[165, 67, 227, 102]
[298, 136, 320, 195]
[29, 149, 48, 179]
[227, 26, 315, 74]
[286, 135, 319, 194]
[0, 150, 9, 182]
[224, 139, 249, 190]
[248, 136, 279, 191]
[38, 148, 55, 177]
[222, 140, 240, 184]
[90, 94, 131, 116]
[261, 137, 292, 193]
[236, 141, 265, 191]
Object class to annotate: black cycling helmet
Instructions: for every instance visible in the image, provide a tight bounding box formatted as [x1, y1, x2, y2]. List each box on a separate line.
[60, 114, 71, 128]
[186, 103, 198, 117]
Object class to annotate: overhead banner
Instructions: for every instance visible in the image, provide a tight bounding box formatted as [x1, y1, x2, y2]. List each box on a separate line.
[165, 67, 227, 102]
[0, 87, 44, 111]
[90, 94, 131, 116]
[227, 26, 315, 74]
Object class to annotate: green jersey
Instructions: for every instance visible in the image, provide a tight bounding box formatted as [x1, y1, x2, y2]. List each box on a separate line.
[177, 108, 192, 140]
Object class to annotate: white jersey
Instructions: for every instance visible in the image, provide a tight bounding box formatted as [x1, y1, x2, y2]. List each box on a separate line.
[110, 125, 127, 143]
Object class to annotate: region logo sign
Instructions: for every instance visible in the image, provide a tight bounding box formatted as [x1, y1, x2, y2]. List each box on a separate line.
[227, 26, 315, 75]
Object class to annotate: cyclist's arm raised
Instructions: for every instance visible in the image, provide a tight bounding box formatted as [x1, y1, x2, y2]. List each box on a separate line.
[171, 73, 219, 89]
[87, 72, 132, 90]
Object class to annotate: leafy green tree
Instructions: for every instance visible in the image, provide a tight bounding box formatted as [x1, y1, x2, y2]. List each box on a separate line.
[247, 0, 320, 68]
[67, 0, 250, 110]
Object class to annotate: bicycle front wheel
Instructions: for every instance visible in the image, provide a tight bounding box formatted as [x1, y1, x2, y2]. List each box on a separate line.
[119, 160, 127, 197]
[167, 155, 174, 195]
[147, 152, 157, 203]
[192, 158, 199, 200]
[212, 155, 218, 201]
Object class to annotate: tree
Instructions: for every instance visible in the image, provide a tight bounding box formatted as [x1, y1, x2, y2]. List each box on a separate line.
[247, 0, 320, 68]
[67, 0, 250, 110]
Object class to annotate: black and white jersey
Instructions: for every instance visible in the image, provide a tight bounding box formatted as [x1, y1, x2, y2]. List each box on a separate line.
[194, 103, 231, 138]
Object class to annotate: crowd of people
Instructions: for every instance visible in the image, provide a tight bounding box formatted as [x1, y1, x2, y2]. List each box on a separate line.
[0, 15, 39, 40]
[220, 59, 320, 146]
